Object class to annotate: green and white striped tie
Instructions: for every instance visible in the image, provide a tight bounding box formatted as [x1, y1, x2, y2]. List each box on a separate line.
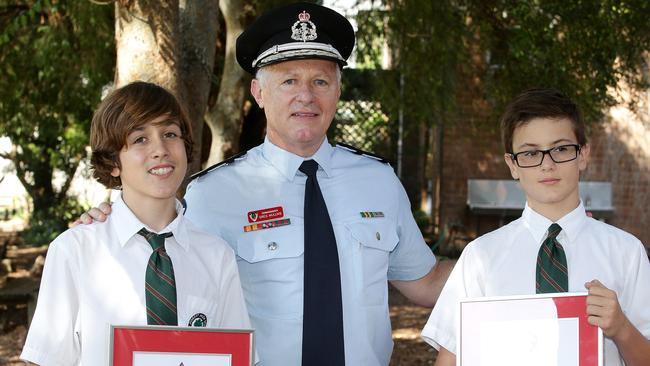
[536, 223, 568, 293]
[138, 228, 178, 325]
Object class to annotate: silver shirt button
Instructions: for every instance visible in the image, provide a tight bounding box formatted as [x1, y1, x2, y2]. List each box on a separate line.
[267, 242, 278, 251]
[376, 232, 381, 240]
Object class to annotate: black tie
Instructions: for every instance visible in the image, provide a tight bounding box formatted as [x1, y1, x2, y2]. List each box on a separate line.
[299, 160, 345, 366]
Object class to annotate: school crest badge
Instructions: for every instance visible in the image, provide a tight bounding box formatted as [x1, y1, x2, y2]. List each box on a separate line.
[188, 313, 207, 327]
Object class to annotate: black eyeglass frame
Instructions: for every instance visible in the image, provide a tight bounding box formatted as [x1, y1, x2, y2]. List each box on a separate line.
[509, 143, 582, 168]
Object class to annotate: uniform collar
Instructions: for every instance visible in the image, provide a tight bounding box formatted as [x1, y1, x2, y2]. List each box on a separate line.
[262, 136, 334, 180]
[522, 201, 587, 244]
[111, 194, 190, 251]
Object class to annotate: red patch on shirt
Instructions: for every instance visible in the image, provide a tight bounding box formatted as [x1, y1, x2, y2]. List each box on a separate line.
[247, 206, 284, 223]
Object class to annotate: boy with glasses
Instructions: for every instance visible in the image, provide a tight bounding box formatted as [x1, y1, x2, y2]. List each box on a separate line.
[422, 88, 650, 365]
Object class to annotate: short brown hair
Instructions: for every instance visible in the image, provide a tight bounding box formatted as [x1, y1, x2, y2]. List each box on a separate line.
[500, 88, 587, 153]
[90, 81, 193, 189]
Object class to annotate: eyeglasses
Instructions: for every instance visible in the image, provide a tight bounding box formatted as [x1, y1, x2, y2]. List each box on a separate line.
[509, 144, 581, 168]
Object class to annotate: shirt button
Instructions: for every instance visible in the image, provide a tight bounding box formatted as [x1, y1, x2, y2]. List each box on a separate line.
[376, 232, 381, 240]
[267, 242, 278, 251]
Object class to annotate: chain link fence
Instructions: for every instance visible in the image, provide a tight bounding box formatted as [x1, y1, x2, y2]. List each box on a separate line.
[329, 100, 394, 159]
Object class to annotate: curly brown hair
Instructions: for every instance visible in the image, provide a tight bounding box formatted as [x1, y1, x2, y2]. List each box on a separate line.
[90, 81, 194, 189]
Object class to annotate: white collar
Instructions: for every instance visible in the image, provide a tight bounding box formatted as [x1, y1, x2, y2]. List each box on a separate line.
[522, 201, 588, 244]
[261, 136, 334, 180]
[111, 194, 190, 251]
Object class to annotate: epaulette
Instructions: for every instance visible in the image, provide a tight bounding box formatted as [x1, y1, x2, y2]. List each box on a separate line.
[189, 151, 247, 181]
[336, 142, 390, 164]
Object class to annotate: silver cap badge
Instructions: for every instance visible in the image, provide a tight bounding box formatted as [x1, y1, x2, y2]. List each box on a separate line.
[291, 11, 317, 42]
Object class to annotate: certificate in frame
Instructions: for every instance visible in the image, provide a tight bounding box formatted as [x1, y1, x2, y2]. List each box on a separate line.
[459, 292, 602, 366]
[110, 325, 254, 366]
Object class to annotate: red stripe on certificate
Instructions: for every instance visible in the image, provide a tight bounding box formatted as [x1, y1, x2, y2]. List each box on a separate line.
[553, 295, 599, 366]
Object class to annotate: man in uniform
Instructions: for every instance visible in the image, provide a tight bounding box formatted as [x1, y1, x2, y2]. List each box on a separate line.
[186, 3, 451, 364]
[83, 2, 452, 365]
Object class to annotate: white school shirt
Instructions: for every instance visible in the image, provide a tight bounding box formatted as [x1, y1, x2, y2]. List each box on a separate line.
[421, 202, 650, 366]
[185, 138, 436, 366]
[21, 195, 251, 366]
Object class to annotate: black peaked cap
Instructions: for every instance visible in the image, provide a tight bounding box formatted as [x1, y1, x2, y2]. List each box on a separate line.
[236, 2, 355, 75]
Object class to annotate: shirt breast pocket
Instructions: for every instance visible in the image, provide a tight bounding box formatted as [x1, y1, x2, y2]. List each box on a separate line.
[180, 294, 218, 327]
[235, 220, 305, 319]
[345, 220, 399, 306]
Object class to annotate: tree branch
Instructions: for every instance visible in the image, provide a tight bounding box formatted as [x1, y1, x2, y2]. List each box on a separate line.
[87, 0, 116, 5]
[56, 161, 80, 201]
[0, 5, 30, 18]
[12, 159, 34, 198]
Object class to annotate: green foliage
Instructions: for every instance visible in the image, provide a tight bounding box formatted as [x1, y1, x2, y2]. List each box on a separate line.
[0, 0, 114, 237]
[467, 0, 650, 122]
[19, 196, 88, 246]
[355, 0, 650, 125]
[330, 99, 392, 155]
[411, 209, 432, 237]
[355, 2, 464, 127]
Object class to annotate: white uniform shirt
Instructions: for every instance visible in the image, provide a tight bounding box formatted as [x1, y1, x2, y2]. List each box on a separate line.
[421, 202, 650, 366]
[21, 195, 251, 366]
[185, 138, 436, 366]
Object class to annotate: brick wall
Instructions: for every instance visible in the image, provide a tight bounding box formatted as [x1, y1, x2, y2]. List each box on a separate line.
[435, 90, 650, 247]
[583, 95, 650, 243]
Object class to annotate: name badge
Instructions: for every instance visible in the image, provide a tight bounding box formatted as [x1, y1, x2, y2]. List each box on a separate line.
[248, 206, 284, 223]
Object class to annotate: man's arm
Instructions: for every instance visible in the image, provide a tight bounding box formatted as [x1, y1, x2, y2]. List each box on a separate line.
[433, 346, 455, 366]
[586, 280, 650, 366]
[390, 259, 455, 308]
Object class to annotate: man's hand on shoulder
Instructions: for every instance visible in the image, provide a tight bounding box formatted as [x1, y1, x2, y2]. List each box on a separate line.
[72, 202, 112, 226]
[390, 259, 456, 308]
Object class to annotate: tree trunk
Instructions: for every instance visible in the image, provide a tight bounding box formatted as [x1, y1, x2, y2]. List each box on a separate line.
[114, 0, 219, 174]
[204, 0, 251, 165]
[178, 0, 219, 173]
[9, 143, 74, 241]
[12, 148, 55, 218]
[115, 0, 180, 90]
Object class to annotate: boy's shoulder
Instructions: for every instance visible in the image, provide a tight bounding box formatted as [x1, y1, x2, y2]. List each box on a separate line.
[52, 219, 112, 247]
[582, 216, 644, 247]
[469, 217, 526, 248]
[43, 219, 114, 262]
[454, 218, 527, 263]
